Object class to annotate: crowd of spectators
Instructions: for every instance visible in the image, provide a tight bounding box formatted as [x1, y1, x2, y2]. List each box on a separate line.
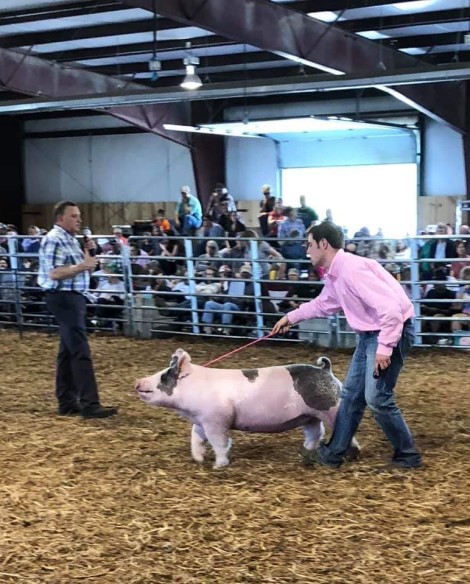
[0, 185, 469, 344]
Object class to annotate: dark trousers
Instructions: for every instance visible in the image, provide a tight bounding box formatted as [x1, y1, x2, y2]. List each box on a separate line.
[45, 291, 100, 410]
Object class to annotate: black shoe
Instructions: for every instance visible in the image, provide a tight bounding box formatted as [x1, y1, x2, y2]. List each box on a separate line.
[58, 405, 81, 416]
[81, 405, 118, 419]
[298, 447, 340, 469]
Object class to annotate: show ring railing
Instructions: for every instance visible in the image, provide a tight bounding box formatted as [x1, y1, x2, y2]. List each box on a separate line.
[0, 233, 468, 348]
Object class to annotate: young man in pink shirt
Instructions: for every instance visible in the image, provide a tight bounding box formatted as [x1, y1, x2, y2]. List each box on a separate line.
[272, 221, 422, 470]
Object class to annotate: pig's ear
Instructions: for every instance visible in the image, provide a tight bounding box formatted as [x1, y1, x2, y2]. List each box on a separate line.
[171, 348, 192, 370]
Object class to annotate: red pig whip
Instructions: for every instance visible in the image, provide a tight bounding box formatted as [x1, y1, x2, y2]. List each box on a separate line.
[202, 332, 275, 368]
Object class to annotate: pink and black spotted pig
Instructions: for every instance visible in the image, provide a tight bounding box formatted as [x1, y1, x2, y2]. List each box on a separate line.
[135, 348, 360, 468]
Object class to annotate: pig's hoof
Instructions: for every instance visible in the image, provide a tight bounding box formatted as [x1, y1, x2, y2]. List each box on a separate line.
[213, 459, 229, 469]
[345, 445, 361, 462]
[192, 454, 205, 464]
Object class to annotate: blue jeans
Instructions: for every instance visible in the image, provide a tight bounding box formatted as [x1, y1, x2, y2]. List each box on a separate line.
[182, 214, 202, 234]
[202, 300, 239, 325]
[318, 321, 422, 467]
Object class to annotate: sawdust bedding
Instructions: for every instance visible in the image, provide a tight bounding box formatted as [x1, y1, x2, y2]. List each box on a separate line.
[0, 330, 468, 583]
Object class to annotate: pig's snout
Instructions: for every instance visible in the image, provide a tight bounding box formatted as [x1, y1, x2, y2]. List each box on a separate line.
[135, 379, 151, 394]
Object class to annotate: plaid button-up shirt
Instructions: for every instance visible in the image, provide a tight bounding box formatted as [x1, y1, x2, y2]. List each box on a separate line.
[38, 225, 89, 292]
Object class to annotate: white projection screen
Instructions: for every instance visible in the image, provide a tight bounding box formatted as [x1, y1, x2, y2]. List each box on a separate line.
[281, 164, 418, 238]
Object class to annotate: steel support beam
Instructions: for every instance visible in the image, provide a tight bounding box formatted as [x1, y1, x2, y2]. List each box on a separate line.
[0, 47, 190, 147]
[285, 0, 420, 11]
[41, 35, 234, 63]
[0, 18, 187, 49]
[340, 8, 470, 33]
[1, 64, 469, 115]
[122, 0, 465, 132]
[0, 1, 120, 26]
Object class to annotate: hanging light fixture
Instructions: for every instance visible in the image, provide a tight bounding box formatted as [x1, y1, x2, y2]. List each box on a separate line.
[180, 42, 202, 90]
[148, 0, 161, 82]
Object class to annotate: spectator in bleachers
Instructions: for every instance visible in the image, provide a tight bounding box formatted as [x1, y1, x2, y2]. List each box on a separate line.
[219, 236, 246, 272]
[206, 184, 237, 221]
[153, 209, 175, 234]
[429, 222, 457, 266]
[195, 240, 221, 272]
[89, 262, 125, 329]
[0, 253, 26, 319]
[216, 184, 237, 213]
[458, 224, 470, 253]
[220, 210, 246, 240]
[345, 240, 358, 255]
[112, 227, 128, 246]
[395, 240, 411, 261]
[22, 225, 42, 254]
[301, 266, 324, 300]
[129, 241, 150, 268]
[451, 266, 470, 336]
[139, 232, 158, 255]
[258, 184, 276, 237]
[451, 240, 470, 278]
[421, 267, 457, 344]
[176, 186, 203, 235]
[277, 207, 306, 241]
[233, 230, 284, 279]
[201, 263, 254, 335]
[194, 216, 225, 255]
[267, 200, 286, 240]
[279, 229, 305, 272]
[297, 196, 318, 230]
[156, 236, 184, 276]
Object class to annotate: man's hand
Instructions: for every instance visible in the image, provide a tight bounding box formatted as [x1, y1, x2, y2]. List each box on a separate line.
[82, 249, 98, 271]
[271, 315, 292, 336]
[84, 237, 97, 255]
[374, 353, 391, 377]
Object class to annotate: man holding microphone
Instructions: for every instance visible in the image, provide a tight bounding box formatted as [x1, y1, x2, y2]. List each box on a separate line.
[271, 221, 422, 470]
[39, 201, 118, 419]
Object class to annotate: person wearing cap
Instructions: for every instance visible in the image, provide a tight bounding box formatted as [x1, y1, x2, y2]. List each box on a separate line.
[176, 186, 203, 236]
[195, 240, 221, 272]
[271, 220, 422, 471]
[112, 226, 128, 247]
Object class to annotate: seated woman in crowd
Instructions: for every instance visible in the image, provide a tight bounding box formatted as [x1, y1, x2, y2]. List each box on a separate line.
[451, 240, 470, 279]
[267, 201, 286, 243]
[156, 235, 185, 276]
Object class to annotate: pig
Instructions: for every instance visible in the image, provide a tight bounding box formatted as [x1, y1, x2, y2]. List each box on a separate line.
[135, 348, 360, 468]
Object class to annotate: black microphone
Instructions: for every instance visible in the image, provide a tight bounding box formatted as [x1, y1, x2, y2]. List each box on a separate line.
[84, 235, 96, 257]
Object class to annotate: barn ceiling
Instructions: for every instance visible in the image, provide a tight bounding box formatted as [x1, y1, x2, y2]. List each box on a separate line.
[0, 0, 469, 132]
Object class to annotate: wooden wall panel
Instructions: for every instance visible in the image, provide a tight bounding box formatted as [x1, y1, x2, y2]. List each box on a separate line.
[22, 201, 181, 234]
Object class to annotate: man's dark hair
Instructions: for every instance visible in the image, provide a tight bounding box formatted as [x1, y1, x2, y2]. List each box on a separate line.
[53, 200, 77, 219]
[306, 221, 344, 250]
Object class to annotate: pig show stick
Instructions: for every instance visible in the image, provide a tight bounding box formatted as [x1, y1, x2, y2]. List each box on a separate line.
[202, 332, 275, 368]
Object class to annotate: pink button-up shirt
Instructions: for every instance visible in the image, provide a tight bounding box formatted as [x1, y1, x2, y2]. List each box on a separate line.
[287, 250, 414, 356]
